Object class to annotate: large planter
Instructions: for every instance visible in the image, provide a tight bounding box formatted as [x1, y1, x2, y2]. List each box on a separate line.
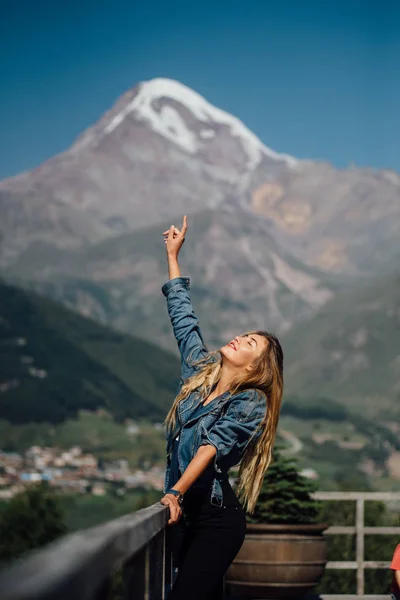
[225, 522, 328, 599]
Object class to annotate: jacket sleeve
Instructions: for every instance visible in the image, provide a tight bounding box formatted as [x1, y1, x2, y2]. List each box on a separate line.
[162, 276, 209, 381]
[199, 390, 267, 464]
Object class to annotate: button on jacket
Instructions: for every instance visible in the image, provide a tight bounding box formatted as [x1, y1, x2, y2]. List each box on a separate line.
[162, 276, 267, 507]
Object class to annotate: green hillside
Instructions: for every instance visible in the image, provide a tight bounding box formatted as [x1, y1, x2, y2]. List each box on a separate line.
[283, 274, 400, 419]
[0, 281, 179, 424]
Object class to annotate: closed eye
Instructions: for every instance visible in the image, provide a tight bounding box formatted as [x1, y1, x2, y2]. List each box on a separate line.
[244, 334, 257, 348]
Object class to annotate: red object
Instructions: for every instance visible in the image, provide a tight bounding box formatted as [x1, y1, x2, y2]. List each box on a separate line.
[391, 544, 400, 597]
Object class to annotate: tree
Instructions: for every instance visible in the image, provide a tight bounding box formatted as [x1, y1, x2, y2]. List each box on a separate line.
[0, 482, 66, 563]
[246, 448, 320, 524]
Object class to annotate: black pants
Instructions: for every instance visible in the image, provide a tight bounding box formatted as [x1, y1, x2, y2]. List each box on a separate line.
[167, 481, 246, 600]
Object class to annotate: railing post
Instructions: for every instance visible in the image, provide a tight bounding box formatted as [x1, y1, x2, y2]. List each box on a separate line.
[123, 546, 148, 600]
[163, 525, 174, 599]
[95, 576, 111, 600]
[355, 497, 364, 596]
[149, 530, 164, 600]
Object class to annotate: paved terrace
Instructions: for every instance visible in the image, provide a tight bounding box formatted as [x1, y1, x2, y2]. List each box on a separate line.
[0, 492, 399, 600]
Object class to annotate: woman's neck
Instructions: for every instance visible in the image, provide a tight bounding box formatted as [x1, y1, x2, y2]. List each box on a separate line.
[213, 364, 237, 396]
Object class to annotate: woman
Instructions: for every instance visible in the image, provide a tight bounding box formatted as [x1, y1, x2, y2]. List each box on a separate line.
[160, 215, 284, 600]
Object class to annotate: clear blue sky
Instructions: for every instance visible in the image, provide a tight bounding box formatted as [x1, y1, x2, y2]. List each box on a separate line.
[1, 0, 399, 178]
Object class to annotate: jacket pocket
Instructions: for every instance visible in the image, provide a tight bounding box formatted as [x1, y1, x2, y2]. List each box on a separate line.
[230, 400, 255, 423]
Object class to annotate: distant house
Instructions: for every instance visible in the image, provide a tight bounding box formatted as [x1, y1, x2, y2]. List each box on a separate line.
[92, 482, 106, 496]
[126, 423, 139, 435]
[20, 472, 43, 482]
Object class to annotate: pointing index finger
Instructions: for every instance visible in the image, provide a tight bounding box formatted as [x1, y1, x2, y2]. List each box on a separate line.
[181, 215, 188, 236]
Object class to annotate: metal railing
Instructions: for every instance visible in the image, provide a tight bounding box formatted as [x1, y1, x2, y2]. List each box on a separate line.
[0, 503, 173, 600]
[313, 491, 400, 600]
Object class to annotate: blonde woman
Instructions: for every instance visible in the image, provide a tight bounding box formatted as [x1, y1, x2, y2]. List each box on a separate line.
[160, 215, 284, 600]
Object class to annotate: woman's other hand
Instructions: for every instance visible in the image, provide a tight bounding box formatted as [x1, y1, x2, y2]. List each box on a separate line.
[160, 493, 183, 525]
[163, 215, 187, 258]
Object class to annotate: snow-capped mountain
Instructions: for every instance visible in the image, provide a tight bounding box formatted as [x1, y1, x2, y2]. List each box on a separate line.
[0, 78, 299, 256]
[77, 78, 298, 170]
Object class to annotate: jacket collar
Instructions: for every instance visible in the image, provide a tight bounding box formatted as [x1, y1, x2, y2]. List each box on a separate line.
[178, 388, 231, 426]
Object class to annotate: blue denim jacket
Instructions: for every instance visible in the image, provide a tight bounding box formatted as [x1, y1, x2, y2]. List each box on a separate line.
[162, 276, 267, 506]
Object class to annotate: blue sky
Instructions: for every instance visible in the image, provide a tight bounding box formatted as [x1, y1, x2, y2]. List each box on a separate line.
[0, 0, 399, 178]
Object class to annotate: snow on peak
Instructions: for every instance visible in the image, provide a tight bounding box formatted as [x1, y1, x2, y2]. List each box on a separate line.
[103, 78, 298, 170]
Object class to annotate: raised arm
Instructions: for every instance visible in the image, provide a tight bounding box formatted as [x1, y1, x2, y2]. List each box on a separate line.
[162, 216, 209, 380]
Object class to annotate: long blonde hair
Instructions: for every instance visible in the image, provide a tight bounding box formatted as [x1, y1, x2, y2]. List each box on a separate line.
[164, 331, 284, 513]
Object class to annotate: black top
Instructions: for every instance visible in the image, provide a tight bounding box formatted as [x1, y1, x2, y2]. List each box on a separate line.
[169, 429, 182, 488]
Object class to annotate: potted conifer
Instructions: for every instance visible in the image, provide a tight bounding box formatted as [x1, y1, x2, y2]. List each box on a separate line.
[225, 449, 328, 599]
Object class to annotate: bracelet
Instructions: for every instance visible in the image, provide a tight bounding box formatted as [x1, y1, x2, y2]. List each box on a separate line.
[165, 488, 184, 506]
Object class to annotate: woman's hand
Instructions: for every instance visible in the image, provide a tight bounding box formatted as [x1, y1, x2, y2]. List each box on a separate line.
[163, 215, 187, 258]
[160, 493, 183, 525]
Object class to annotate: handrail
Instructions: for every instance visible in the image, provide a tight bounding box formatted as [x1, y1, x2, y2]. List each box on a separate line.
[0, 502, 172, 600]
[0, 491, 399, 599]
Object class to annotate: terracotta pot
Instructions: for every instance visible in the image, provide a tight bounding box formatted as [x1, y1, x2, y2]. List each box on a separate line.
[225, 523, 328, 599]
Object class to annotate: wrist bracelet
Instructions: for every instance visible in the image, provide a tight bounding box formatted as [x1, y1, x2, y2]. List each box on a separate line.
[165, 488, 184, 505]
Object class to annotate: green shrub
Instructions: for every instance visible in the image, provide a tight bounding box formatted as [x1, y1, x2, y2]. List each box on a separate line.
[0, 482, 66, 564]
[247, 448, 320, 524]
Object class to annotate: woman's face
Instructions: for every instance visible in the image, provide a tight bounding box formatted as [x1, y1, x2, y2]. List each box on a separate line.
[220, 333, 267, 371]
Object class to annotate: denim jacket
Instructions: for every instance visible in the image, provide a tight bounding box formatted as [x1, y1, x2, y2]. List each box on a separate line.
[162, 276, 267, 506]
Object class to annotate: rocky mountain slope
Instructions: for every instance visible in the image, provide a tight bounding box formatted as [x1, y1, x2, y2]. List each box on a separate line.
[4, 209, 339, 350]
